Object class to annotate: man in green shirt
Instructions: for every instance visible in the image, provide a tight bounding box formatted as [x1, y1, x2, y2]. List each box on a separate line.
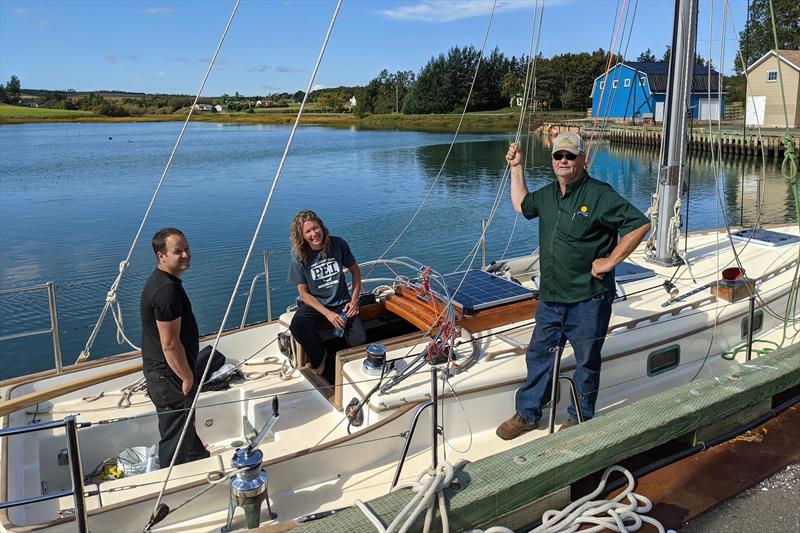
[497, 132, 650, 439]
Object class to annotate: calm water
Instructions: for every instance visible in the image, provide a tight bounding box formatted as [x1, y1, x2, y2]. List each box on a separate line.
[0, 122, 795, 379]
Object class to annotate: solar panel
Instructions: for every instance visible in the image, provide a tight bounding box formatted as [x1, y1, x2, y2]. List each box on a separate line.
[730, 228, 800, 247]
[430, 270, 535, 314]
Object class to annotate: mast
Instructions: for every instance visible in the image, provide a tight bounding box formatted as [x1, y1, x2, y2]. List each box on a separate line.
[650, 0, 699, 265]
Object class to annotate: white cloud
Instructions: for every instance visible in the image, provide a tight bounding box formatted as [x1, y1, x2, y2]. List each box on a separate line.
[104, 54, 117, 63]
[124, 54, 140, 62]
[198, 57, 228, 66]
[140, 7, 176, 15]
[14, 7, 30, 15]
[379, 0, 532, 23]
[274, 65, 302, 73]
[311, 84, 326, 92]
[247, 64, 272, 73]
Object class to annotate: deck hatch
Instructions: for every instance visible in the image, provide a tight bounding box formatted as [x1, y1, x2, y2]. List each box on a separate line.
[429, 270, 535, 313]
[648, 344, 680, 376]
[730, 228, 800, 247]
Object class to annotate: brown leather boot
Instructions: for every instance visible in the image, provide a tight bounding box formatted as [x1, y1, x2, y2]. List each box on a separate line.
[558, 418, 578, 432]
[496, 413, 538, 440]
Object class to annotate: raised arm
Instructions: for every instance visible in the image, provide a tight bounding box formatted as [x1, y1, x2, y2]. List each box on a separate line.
[507, 143, 529, 213]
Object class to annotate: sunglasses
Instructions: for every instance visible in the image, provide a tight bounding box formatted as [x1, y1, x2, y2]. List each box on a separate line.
[552, 152, 578, 161]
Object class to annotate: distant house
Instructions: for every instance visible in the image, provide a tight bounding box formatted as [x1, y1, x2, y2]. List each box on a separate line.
[347, 95, 357, 111]
[745, 49, 800, 128]
[193, 104, 213, 112]
[255, 100, 263, 107]
[214, 104, 228, 113]
[590, 62, 725, 122]
[511, 95, 548, 110]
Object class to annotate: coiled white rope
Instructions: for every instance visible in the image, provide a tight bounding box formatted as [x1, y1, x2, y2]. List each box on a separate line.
[531, 465, 673, 533]
[356, 459, 468, 533]
[360, 464, 671, 533]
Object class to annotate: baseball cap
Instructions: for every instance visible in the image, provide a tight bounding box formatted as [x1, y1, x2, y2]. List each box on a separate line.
[552, 132, 584, 155]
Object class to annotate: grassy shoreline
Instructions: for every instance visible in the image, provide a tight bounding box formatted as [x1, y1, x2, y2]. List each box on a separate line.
[0, 104, 584, 134]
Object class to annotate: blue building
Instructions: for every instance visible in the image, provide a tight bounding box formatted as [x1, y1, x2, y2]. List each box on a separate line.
[591, 62, 725, 122]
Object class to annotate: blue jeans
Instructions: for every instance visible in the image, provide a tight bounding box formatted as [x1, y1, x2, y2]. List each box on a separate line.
[515, 291, 614, 424]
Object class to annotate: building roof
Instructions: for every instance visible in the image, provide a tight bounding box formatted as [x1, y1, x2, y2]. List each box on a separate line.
[622, 62, 723, 93]
[746, 50, 800, 73]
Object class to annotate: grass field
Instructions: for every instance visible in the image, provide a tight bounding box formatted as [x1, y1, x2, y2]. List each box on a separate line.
[0, 103, 98, 121]
[1, 104, 575, 134]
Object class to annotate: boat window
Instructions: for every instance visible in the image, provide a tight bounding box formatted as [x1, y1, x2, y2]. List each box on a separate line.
[766, 70, 777, 82]
[612, 79, 619, 88]
[624, 79, 631, 88]
[647, 344, 680, 376]
[741, 310, 764, 339]
[639, 76, 646, 86]
[600, 81, 605, 90]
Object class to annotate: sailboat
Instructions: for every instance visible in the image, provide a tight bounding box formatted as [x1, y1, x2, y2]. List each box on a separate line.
[2, 1, 798, 532]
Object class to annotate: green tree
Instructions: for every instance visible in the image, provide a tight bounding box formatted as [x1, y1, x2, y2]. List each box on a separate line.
[735, 0, 800, 73]
[0, 84, 6, 104]
[317, 91, 348, 112]
[6, 75, 21, 103]
[500, 73, 523, 103]
[637, 49, 657, 62]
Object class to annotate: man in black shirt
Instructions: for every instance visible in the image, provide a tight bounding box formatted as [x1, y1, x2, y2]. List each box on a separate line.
[140, 227, 209, 466]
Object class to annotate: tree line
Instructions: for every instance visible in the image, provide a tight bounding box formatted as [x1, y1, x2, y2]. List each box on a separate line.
[4, 0, 796, 119]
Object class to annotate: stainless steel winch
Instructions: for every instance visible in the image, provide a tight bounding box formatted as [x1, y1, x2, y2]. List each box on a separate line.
[221, 396, 280, 532]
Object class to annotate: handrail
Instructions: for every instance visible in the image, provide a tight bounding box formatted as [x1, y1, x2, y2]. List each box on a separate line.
[0, 281, 64, 373]
[0, 416, 89, 532]
[240, 251, 272, 328]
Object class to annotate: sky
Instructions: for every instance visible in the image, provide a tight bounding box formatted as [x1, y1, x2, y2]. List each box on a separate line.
[0, 0, 752, 96]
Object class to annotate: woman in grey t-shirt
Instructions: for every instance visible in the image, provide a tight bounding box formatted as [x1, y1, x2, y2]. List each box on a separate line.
[288, 211, 367, 375]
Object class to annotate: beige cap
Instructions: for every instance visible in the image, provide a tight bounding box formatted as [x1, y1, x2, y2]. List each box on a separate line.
[552, 132, 585, 155]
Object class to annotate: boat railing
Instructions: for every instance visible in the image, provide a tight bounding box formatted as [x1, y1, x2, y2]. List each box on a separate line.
[0, 282, 64, 374]
[240, 250, 273, 328]
[0, 416, 89, 532]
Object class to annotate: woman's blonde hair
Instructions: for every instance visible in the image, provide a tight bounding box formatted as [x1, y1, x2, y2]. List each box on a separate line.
[290, 210, 331, 264]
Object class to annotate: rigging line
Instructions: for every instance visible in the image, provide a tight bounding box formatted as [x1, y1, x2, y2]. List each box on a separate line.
[78, 0, 242, 362]
[501, 0, 546, 261]
[588, 0, 641, 170]
[147, 0, 344, 521]
[585, 0, 629, 161]
[409, 1, 539, 283]
[767, 0, 800, 341]
[714, 0, 798, 335]
[689, 0, 723, 383]
[363, 0, 501, 282]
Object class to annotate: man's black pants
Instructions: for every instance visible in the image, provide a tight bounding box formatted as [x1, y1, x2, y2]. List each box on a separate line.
[289, 302, 367, 368]
[145, 369, 210, 466]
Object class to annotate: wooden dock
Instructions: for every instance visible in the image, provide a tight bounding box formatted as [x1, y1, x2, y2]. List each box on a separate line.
[542, 122, 800, 160]
[293, 343, 800, 532]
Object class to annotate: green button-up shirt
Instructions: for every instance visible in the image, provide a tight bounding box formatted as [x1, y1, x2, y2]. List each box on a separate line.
[521, 173, 648, 303]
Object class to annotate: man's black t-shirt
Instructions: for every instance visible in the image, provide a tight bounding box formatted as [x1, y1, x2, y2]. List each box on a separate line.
[140, 269, 199, 376]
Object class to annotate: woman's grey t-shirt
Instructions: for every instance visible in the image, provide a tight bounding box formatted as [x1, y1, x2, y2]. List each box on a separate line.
[288, 236, 356, 308]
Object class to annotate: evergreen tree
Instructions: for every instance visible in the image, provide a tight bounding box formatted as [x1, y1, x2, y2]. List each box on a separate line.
[735, 0, 800, 73]
[637, 49, 657, 62]
[6, 75, 21, 103]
